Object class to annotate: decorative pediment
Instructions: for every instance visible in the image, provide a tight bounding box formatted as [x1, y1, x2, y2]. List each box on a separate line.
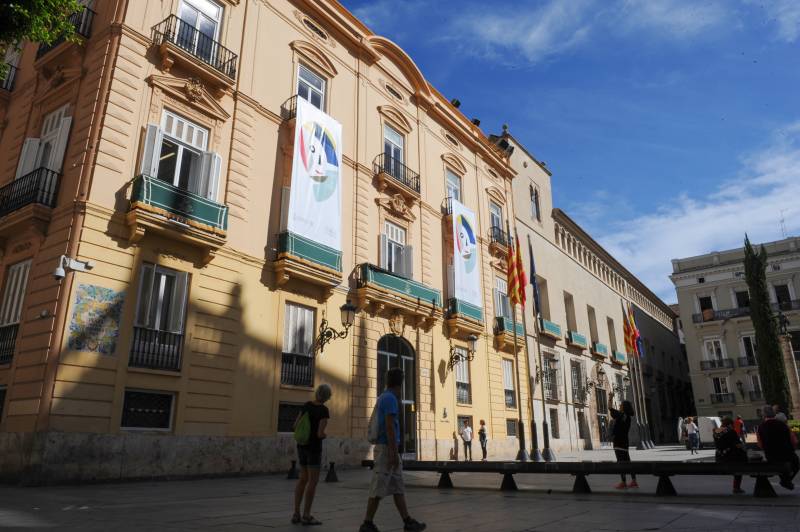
[376, 194, 416, 222]
[441, 152, 467, 175]
[378, 104, 413, 135]
[147, 75, 230, 121]
[485, 185, 506, 206]
[290, 40, 338, 78]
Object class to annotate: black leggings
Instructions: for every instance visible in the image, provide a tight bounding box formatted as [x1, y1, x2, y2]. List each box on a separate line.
[615, 449, 636, 482]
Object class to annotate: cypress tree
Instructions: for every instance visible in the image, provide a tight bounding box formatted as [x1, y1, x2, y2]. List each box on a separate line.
[743, 235, 791, 414]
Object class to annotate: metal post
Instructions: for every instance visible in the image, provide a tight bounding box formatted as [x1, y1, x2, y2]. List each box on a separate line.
[518, 230, 543, 462]
[507, 224, 528, 462]
[629, 355, 647, 450]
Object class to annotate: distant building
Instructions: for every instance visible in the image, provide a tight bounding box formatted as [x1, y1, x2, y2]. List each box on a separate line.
[670, 237, 800, 424]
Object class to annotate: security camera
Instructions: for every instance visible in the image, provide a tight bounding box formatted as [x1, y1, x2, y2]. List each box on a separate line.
[53, 265, 66, 281]
[53, 255, 93, 281]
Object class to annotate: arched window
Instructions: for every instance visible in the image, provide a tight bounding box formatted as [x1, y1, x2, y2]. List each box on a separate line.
[530, 186, 541, 222]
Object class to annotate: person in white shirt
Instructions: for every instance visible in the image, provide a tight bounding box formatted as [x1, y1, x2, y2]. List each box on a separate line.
[460, 421, 473, 461]
[686, 417, 699, 454]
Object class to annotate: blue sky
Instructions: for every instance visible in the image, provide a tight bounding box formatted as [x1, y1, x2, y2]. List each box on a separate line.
[341, 0, 800, 302]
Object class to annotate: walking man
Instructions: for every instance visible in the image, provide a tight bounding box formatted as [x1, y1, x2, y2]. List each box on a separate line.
[360, 368, 426, 532]
[460, 420, 473, 461]
[758, 406, 799, 490]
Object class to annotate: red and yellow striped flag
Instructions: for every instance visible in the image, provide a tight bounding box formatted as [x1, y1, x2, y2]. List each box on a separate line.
[507, 234, 527, 307]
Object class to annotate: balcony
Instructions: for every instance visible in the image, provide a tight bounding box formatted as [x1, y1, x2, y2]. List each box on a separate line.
[0, 324, 19, 365]
[281, 352, 314, 388]
[0, 167, 60, 240]
[591, 341, 608, 358]
[692, 307, 750, 324]
[456, 382, 472, 405]
[36, 7, 95, 60]
[445, 298, 484, 337]
[749, 390, 763, 402]
[773, 299, 800, 312]
[567, 330, 588, 350]
[493, 316, 524, 352]
[274, 231, 342, 297]
[0, 64, 17, 92]
[152, 15, 238, 95]
[612, 351, 627, 365]
[738, 356, 757, 368]
[699, 358, 734, 371]
[129, 327, 183, 371]
[127, 175, 227, 263]
[354, 263, 442, 331]
[538, 317, 562, 340]
[373, 153, 420, 205]
[710, 392, 735, 404]
[487, 226, 510, 258]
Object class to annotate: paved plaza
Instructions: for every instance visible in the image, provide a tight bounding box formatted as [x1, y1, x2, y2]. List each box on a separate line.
[0, 447, 798, 532]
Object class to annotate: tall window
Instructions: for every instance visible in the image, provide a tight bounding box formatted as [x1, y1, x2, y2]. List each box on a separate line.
[711, 377, 729, 394]
[607, 317, 618, 352]
[543, 357, 559, 401]
[750, 374, 762, 394]
[177, 0, 222, 62]
[281, 303, 315, 387]
[595, 387, 608, 413]
[563, 291, 577, 332]
[549, 409, 559, 438]
[489, 201, 503, 230]
[570, 361, 584, 403]
[741, 335, 756, 363]
[530, 186, 541, 221]
[383, 124, 404, 179]
[297, 64, 325, 110]
[454, 352, 471, 404]
[382, 221, 411, 277]
[774, 284, 792, 308]
[0, 260, 31, 364]
[15, 105, 72, 178]
[502, 358, 516, 408]
[494, 277, 511, 319]
[698, 295, 714, 312]
[704, 339, 724, 361]
[446, 169, 462, 202]
[734, 290, 750, 308]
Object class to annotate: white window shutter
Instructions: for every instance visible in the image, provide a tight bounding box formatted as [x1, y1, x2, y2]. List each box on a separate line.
[135, 264, 155, 327]
[205, 152, 222, 200]
[197, 151, 222, 199]
[48, 117, 72, 172]
[379, 234, 388, 269]
[140, 124, 162, 177]
[0, 260, 31, 326]
[15, 138, 40, 179]
[168, 271, 189, 333]
[402, 245, 413, 279]
[280, 186, 291, 232]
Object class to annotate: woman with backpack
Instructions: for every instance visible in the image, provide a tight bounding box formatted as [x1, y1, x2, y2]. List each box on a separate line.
[292, 384, 332, 526]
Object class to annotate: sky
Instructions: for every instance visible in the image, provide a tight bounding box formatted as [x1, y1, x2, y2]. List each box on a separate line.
[340, 0, 800, 303]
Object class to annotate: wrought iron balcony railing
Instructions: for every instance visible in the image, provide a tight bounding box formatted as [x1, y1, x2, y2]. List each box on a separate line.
[152, 15, 238, 80]
[0, 167, 60, 218]
[691, 307, 751, 323]
[130, 174, 228, 234]
[373, 153, 421, 194]
[699, 358, 734, 370]
[710, 392, 735, 404]
[738, 356, 757, 368]
[36, 7, 95, 59]
[488, 225, 509, 248]
[281, 352, 314, 387]
[1, 64, 17, 92]
[773, 299, 800, 312]
[0, 323, 19, 365]
[129, 326, 184, 371]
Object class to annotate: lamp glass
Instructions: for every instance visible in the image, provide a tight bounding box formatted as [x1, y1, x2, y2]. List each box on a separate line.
[340, 301, 356, 327]
[467, 334, 478, 353]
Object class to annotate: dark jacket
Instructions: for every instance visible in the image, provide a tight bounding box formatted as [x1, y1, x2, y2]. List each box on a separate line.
[758, 418, 795, 461]
[609, 407, 632, 450]
[713, 426, 747, 463]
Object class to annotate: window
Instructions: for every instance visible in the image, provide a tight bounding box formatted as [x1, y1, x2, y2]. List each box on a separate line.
[277, 402, 303, 432]
[489, 201, 503, 230]
[711, 377, 729, 394]
[281, 303, 315, 387]
[543, 357, 559, 401]
[494, 277, 511, 319]
[742, 335, 756, 363]
[177, 0, 222, 62]
[563, 292, 577, 332]
[383, 124, 404, 166]
[0, 386, 5, 421]
[140, 112, 221, 200]
[502, 358, 516, 408]
[595, 388, 608, 413]
[446, 169, 462, 202]
[530, 186, 541, 221]
[506, 419, 517, 436]
[751, 374, 762, 393]
[302, 18, 328, 40]
[549, 408, 559, 439]
[615, 373, 624, 396]
[587, 305, 598, 343]
[577, 411, 588, 439]
[774, 284, 792, 308]
[698, 295, 714, 312]
[454, 351, 471, 404]
[297, 64, 325, 110]
[0, 260, 31, 364]
[704, 339, 724, 361]
[381, 221, 411, 278]
[607, 317, 618, 352]
[570, 361, 585, 403]
[121, 390, 174, 430]
[734, 290, 750, 309]
[15, 105, 72, 178]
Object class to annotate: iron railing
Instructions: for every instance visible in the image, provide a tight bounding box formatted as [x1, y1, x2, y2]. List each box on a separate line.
[0, 323, 19, 365]
[456, 382, 471, 404]
[700, 358, 734, 370]
[773, 299, 800, 312]
[692, 307, 750, 323]
[0, 167, 60, 218]
[152, 15, 238, 79]
[442, 196, 454, 216]
[36, 7, 95, 59]
[129, 326, 184, 371]
[373, 153, 420, 193]
[488, 225, 509, 248]
[738, 356, 757, 367]
[0, 64, 17, 92]
[281, 95, 299, 121]
[504, 389, 516, 408]
[281, 352, 314, 387]
[572, 386, 588, 404]
[749, 390, 763, 401]
[710, 392, 735, 404]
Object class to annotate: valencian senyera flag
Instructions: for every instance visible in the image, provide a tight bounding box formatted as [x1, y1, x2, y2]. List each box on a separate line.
[628, 303, 644, 359]
[507, 233, 527, 307]
[622, 301, 635, 356]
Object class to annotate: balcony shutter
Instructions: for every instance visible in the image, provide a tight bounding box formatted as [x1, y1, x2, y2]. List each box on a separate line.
[48, 117, 72, 172]
[447, 264, 455, 299]
[135, 264, 156, 328]
[199, 151, 222, 200]
[280, 186, 290, 232]
[15, 138, 40, 179]
[379, 234, 388, 269]
[140, 124, 163, 176]
[0, 260, 31, 326]
[401, 245, 413, 279]
[168, 272, 189, 333]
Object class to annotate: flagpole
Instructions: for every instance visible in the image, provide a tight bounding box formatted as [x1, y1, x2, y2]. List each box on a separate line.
[626, 301, 653, 449]
[622, 300, 646, 450]
[527, 234, 555, 462]
[630, 304, 655, 448]
[506, 221, 529, 462]
[518, 230, 543, 462]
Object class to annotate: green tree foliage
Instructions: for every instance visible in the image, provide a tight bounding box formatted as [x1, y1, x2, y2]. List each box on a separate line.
[744, 235, 792, 414]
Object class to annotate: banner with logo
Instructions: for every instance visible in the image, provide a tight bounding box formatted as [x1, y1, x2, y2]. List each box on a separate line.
[287, 98, 343, 251]
[451, 199, 481, 307]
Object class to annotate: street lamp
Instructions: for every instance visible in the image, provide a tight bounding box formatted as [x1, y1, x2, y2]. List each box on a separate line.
[447, 334, 478, 370]
[612, 374, 631, 396]
[311, 300, 357, 354]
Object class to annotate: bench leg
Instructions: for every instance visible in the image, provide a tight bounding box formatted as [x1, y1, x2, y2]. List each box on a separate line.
[500, 472, 518, 491]
[753, 476, 777, 498]
[437, 471, 454, 489]
[656, 475, 677, 496]
[572, 474, 591, 494]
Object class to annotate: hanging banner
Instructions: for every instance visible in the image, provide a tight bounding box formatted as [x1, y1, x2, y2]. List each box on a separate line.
[451, 199, 481, 307]
[287, 98, 343, 251]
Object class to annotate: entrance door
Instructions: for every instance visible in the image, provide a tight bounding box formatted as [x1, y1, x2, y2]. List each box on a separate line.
[377, 335, 417, 459]
[595, 387, 610, 445]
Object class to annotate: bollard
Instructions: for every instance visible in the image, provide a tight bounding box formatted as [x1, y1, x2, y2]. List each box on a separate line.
[325, 461, 339, 482]
[287, 460, 299, 479]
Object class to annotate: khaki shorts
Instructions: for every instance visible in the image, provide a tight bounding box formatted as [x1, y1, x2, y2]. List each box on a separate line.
[369, 444, 405, 498]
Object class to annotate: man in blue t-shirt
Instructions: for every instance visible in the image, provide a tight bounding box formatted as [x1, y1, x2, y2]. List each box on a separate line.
[360, 368, 426, 532]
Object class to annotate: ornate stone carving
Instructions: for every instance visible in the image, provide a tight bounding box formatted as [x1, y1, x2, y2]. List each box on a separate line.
[376, 194, 416, 222]
[388, 311, 405, 336]
[184, 78, 204, 102]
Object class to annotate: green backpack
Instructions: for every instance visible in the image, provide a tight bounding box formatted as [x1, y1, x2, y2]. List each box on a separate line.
[294, 410, 311, 445]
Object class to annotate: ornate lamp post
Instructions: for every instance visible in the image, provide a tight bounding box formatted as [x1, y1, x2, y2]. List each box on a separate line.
[447, 334, 478, 370]
[311, 300, 357, 354]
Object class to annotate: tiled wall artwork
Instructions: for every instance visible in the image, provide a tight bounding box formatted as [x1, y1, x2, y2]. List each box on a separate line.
[67, 284, 125, 355]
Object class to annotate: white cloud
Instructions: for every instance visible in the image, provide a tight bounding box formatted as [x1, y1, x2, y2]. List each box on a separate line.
[591, 123, 800, 302]
[619, 0, 730, 38]
[746, 0, 800, 42]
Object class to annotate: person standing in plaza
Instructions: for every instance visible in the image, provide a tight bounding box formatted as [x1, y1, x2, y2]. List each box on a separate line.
[734, 415, 745, 441]
[460, 420, 473, 461]
[478, 419, 488, 461]
[292, 384, 332, 526]
[360, 368, 426, 532]
[714, 416, 747, 494]
[757, 406, 799, 490]
[686, 417, 699, 454]
[609, 392, 638, 489]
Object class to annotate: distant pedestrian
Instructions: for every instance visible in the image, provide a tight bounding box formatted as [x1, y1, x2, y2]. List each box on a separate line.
[478, 419, 488, 461]
[757, 406, 799, 491]
[292, 384, 332, 526]
[773, 404, 788, 423]
[609, 392, 638, 489]
[360, 368, 426, 532]
[686, 417, 699, 454]
[714, 416, 747, 494]
[460, 420, 473, 461]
